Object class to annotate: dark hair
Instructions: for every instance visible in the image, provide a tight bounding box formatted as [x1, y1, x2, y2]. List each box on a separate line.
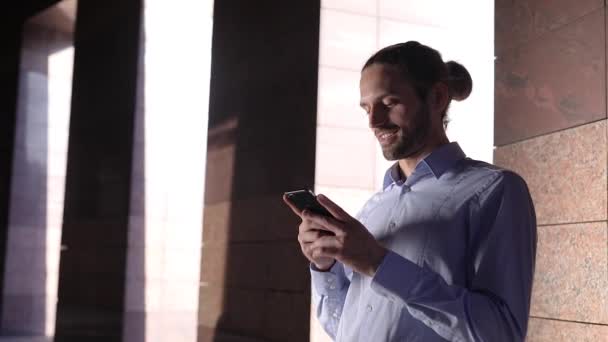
[362, 41, 472, 127]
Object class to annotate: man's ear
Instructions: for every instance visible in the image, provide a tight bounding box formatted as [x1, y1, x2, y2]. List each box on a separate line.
[427, 82, 450, 115]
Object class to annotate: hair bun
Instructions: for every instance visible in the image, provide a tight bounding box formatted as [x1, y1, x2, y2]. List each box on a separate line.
[446, 61, 472, 101]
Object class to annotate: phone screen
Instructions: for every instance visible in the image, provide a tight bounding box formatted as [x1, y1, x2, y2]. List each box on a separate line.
[284, 189, 332, 217]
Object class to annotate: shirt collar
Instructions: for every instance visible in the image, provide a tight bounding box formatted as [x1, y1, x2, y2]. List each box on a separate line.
[382, 142, 466, 190]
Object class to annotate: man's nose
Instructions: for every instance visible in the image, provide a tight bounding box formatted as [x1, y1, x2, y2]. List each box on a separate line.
[368, 106, 387, 128]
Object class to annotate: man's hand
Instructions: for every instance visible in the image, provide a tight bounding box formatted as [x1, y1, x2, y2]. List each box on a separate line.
[284, 193, 388, 277]
[283, 194, 336, 270]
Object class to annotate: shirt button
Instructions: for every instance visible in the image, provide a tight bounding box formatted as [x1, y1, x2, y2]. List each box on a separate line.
[402, 185, 411, 193]
[329, 284, 336, 290]
[326, 277, 334, 284]
[366, 304, 373, 312]
[388, 222, 396, 229]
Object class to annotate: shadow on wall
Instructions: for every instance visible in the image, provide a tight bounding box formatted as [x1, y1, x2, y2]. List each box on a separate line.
[0, 18, 20, 337]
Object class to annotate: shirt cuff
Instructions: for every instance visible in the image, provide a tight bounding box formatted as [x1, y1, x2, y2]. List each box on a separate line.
[370, 250, 421, 302]
[310, 261, 348, 296]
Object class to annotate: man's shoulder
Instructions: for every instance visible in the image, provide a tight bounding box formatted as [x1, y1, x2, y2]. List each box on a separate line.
[456, 158, 528, 194]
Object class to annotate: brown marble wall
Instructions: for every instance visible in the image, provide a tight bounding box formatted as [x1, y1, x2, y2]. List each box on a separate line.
[495, 1, 608, 339]
[495, 0, 604, 54]
[494, 121, 608, 340]
[527, 318, 608, 342]
[198, 0, 320, 341]
[54, 1, 142, 341]
[495, 7, 605, 146]
[494, 121, 607, 226]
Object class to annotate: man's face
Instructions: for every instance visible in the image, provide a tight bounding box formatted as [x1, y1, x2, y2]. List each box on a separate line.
[359, 64, 433, 161]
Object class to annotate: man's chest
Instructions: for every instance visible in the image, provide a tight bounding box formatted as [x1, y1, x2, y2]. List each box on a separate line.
[359, 185, 472, 281]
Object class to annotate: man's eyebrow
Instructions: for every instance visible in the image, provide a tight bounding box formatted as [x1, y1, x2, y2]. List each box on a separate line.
[360, 93, 393, 107]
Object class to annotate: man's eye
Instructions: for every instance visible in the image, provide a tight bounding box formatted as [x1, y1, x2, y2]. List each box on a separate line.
[383, 99, 398, 108]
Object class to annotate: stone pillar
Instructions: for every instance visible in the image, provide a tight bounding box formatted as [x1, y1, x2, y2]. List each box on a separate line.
[54, 0, 142, 340]
[198, 1, 320, 341]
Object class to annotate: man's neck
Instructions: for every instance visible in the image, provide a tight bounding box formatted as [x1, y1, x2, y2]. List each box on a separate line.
[398, 137, 450, 178]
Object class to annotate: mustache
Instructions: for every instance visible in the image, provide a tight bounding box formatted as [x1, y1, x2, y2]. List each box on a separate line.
[374, 125, 400, 132]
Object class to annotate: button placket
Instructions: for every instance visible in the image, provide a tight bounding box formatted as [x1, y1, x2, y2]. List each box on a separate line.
[326, 276, 337, 290]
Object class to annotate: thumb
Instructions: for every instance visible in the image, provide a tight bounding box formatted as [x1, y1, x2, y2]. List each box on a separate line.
[317, 194, 351, 221]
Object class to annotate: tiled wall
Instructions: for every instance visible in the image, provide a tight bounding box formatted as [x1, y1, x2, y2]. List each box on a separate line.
[122, 1, 211, 341]
[314, 0, 495, 217]
[1, 1, 211, 340]
[494, 0, 608, 339]
[1, 3, 74, 336]
[313, 1, 494, 340]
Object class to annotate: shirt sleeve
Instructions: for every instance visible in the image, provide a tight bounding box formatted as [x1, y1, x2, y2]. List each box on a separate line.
[370, 171, 537, 342]
[310, 261, 351, 340]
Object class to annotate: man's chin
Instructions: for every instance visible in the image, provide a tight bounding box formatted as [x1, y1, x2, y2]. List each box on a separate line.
[381, 148, 401, 161]
[381, 145, 422, 161]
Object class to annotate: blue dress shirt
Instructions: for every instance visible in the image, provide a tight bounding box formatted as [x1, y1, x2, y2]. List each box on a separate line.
[311, 142, 537, 341]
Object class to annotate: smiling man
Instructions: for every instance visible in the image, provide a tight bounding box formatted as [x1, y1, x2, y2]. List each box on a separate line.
[284, 41, 537, 342]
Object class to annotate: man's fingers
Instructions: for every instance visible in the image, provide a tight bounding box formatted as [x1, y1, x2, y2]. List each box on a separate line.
[317, 194, 352, 221]
[299, 229, 333, 243]
[299, 230, 320, 244]
[310, 234, 340, 250]
[311, 237, 340, 259]
[303, 210, 343, 235]
[283, 194, 303, 217]
[312, 247, 338, 259]
[300, 241, 312, 254]
[298, 216, 330, 234]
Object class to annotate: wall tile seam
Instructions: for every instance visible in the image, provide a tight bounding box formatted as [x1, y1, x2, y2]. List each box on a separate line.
[529, 315, 608, 327]
[200, 240, 285, 246]
[319, 64, 362, 73]
[203, 196, 302, 206]
[604, 5, 608, 288]
[320, 6, 376, 18]
[202, 240, 304, 245]
[314, 183, 375, 191]
[321, 6, 493, 35]
[201, 240, 303, 246]
[223, 239, 304, 246]
[208, 286, 308, 295]
[315, 124, 370, 133]
[493, 118, 608, 149]
[536, 220, 607, 228]
[495, 5, 606, 58]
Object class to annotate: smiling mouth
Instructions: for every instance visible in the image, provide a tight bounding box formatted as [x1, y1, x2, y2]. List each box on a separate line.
[376, 129, 399, 145]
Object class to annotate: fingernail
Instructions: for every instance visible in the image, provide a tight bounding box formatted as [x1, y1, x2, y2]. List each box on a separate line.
[317, 194, 325, 200]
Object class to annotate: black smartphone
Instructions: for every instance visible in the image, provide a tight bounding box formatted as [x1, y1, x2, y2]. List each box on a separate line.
[284, 189, 332, 217]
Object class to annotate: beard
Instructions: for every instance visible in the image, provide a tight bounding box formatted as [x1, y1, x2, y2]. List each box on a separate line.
[380, 104, 432, 161]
